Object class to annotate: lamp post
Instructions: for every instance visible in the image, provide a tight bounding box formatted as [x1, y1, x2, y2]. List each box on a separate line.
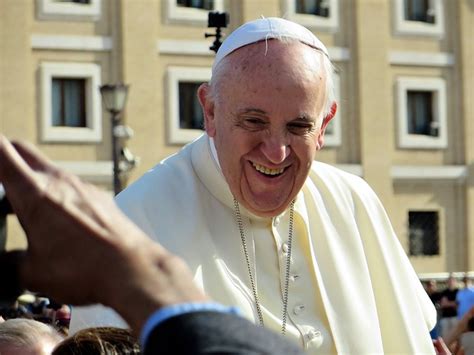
[100, 83, 129, 195]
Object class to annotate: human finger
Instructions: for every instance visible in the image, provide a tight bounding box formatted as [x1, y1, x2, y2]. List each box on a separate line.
[0, 136, 43, 213]
[11, 140, 59, 175]
[433, 337, 452, 355]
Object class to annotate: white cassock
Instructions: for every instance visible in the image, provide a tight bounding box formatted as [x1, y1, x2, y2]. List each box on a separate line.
[70, 134, 436, 354]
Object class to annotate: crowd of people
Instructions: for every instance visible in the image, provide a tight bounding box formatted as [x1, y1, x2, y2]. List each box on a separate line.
[0, 293, 70, 336]
[424, 275, 474, 353]
[0, 317, 140, 354]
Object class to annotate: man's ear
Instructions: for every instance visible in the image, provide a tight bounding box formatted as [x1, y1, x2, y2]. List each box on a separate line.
[317, 102, 337, 150]
[197, 83, 216, 137]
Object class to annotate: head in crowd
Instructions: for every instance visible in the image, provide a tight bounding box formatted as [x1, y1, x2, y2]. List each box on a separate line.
[425, 279, 437, 294]
[462, 275, 471, 287]
[447, 274, 457, 290]
[53, 304, 71, 336]
[197, 17, 337, 218]
[52, 327, 140, 355]
[0, 318, 63, 355]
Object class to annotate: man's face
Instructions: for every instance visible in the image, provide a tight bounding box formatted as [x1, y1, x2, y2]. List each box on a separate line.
[200, 41, 333, 217]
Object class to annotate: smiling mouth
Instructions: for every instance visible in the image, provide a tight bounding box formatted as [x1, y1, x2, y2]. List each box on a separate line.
[251, 162, 286, 177]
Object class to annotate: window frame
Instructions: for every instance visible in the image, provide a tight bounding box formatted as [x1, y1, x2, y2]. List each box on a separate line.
[281, 0, 339, 31]
[166, 66, 211, 145]
[36, 0, 101, 21]
[165, 0, 224, 25]
[396, 77, 447, 149]
[393, 0, 444, 37]
[40, 62, 102, 143]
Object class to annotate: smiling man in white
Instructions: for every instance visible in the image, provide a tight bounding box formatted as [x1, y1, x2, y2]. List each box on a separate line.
[71, 18, 436, 354]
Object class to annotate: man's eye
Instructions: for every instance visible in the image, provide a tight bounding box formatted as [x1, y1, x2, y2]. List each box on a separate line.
[239, 118, 267, 130]
[244, 118, 265, 125]
[287, 123, 315, 134]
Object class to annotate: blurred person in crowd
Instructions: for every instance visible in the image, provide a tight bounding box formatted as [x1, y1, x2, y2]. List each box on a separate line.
[53, 326, 140, 355]
[457, 275, 474, 320]
[72, 17, 436, 354]
[0, 135, 303, 354]
[425, 279, 442, 339]
[53, 304, 71, 336]
[439, 275, 460, 339]
[0, 318, 63, 355]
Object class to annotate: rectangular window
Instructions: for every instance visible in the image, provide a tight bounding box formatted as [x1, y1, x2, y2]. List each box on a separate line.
[52, 78, 86, 127]
[396, 77, 447, 149]
[409, 211, 439, 256]
[37, 0, 101, 21]
[407, 91, 438, 137]
[404, 0, 435, 23]
[167, 66, 211, 144]
[295, 0, 330, 17]
[178, 82, 204, 130]
[176, 0, 213, 10]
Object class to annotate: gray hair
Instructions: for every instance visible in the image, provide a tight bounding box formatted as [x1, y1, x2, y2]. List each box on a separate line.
[209, 37, 336, 119]
[0, 318, 63, 350]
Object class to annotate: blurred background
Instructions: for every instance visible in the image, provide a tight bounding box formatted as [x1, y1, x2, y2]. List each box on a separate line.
[0, 0, 472, 283]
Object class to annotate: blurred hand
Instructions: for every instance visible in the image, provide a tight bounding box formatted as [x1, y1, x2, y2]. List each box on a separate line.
[0, 135, 208, 331]
[433, 337, 451, 355]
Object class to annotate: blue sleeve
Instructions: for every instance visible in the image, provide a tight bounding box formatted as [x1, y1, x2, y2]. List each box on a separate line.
[139, 302, 241, 348]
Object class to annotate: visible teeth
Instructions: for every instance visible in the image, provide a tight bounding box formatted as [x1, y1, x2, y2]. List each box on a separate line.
[252, 162, 285, 176]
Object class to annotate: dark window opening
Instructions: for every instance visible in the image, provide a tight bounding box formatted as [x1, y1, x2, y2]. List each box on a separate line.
[409, 211, 439, 256]
[179, 82, 204, 130]
[404, 0, 435, 23]
[52, 78, 87, 128]
[407, 90, 438, 137]
[295, 0, 330, 18]
[177, 0, 214, 10]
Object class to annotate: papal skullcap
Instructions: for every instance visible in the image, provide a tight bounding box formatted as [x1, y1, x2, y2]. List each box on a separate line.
[213, 17, 329, 72]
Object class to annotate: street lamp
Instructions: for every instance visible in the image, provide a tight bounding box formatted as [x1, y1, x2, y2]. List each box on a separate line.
[100, 83, 129, 195]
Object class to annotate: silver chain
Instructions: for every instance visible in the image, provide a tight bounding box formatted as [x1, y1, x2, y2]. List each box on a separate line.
[233, 198, 295, 335]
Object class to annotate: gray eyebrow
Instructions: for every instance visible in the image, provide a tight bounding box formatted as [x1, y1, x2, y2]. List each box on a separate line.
[239, 108, 268, 115]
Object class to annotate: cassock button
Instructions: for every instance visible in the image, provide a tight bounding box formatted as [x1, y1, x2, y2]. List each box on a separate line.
[290, 274, 300, 282]
[282, 242, 289, 253]
[305, 330, 323, 349]
[293, 304, 305, 315]
[273, 217, 280, 227]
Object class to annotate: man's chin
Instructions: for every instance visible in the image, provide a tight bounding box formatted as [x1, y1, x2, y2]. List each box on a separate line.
[240, 195, 293, 218]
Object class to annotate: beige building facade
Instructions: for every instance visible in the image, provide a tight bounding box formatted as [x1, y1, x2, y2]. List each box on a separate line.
[0, 0, 472, 275]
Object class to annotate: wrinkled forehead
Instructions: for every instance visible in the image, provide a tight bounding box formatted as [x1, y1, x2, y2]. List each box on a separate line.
[212, 17, 329, 74]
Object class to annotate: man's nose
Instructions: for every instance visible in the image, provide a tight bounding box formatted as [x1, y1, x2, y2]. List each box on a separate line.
[260, 136, 290, 164]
